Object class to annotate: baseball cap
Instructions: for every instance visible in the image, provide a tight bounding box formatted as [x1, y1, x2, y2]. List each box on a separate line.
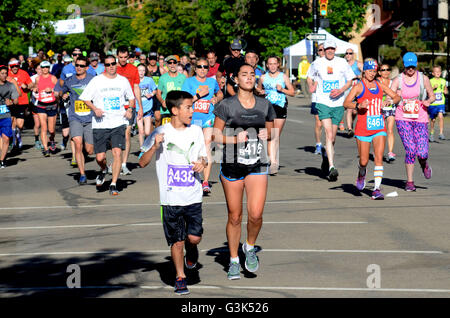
[63, 55, 73, 63]
[403, 52, 417, 68]
[148, 52, 158, 60]
[230, 39, 243, 50]
[40, 61, 51, 67]
[89, 52, 100, 61]
[8, 59, 20, 67]
[323, 39, 336, 49]
[165, 55, 178, 62]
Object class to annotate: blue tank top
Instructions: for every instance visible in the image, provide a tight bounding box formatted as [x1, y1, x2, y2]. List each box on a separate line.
[263, 72, 286, 107]
[351, 62, 361, 77]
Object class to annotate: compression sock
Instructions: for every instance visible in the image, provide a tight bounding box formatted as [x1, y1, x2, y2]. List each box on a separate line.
[374, 166, 383, 190]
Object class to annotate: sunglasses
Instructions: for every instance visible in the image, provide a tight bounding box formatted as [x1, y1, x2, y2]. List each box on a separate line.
[196, 65, 208, 69]
[167, 61, 177, 64]
[345, 52, 353, 55]
[72, 53, 82, 56]
[406, 66, 416, 70]
[190, 57, 197, 60]
[10, 65, 20, 68]
[104, 62, 117, 67]
[41, 66, 50, 69]
[75, 64, 87, 68]
[318, 49, 324, 52]
[380, 68, 391, 72]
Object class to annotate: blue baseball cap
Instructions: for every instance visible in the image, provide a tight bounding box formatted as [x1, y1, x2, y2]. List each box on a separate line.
[403, 52, 417, 68]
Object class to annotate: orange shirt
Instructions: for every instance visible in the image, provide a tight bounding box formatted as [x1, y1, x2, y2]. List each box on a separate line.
[117, 63, 140, 108]
[8, 69, 32, 105]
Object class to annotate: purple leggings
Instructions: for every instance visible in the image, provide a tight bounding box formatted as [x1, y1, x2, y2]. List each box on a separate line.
[396, 120, 429, 164]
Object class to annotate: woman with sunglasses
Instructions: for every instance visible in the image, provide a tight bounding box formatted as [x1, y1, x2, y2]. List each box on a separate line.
[390, 52, 435, 192]
[377, 63, 397, 162]
[33, 61, 58, 157]
[257, 55, 295, 175]
[344, 59, 400, 200]
[182, 57, 223, 194]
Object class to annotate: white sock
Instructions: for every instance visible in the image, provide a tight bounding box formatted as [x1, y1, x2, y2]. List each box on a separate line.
[230, 256, 239, 264]
[245, 240, 255, 252]
[121, 163, 127, 168]
[110, 182, 116, 187]
[374, 166, 383, 190]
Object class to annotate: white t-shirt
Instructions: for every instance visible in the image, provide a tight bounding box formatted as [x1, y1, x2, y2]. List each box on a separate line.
[143, 123, 207, 206]
[309, 56, 355, 108]
[79, 74, 134, 129]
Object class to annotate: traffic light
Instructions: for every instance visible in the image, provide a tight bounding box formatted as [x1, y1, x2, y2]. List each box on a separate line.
[319, 0, 328, 17]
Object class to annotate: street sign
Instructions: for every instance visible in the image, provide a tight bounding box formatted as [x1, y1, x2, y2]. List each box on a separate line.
[306, 33, 326, 41]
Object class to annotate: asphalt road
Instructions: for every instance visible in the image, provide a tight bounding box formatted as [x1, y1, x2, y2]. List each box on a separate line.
[0, 96, 449, 299]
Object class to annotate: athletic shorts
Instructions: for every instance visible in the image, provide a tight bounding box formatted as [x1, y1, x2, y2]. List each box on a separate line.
[70, 120, 93, 145]
[428, 105, 446, 119]
[142, 109, 154, 118]
[272, 104, 287, 119]
[310, 102, 318, 115]
[10, 104, 27, 119]
[191, 113, 215, 129]
[0, 117, 13, 138]
[60, 113, 69, 129]
[35, 103, 57, 117]
[381, 106, 396, 118]
[355, 131, 387, 143]
[92, 124, 126, 154]
[316, 104, 345, 126]
[161, 203, 203, 246]
[220, 162, 269, 181]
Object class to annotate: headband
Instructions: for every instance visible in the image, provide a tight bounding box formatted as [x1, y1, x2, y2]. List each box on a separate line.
[363, 60, 378, 71]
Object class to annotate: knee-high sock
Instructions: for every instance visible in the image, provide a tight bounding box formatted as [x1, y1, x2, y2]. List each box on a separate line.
[374, 166, 383, 190]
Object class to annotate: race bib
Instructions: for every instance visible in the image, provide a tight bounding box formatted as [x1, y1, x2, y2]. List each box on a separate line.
[167, 165, 195, 187]
[162, 116, 171, 125]
[0, 104, 9, 115]
[74, 100, 90, 116]
[103, 97, 121, 112]
[402, 99, 420, 119]
[39, 91, 55, 103]
[266, 91, 285, 107]
[367, 115, 384, 131]
[193, 99, 211, 114]
[323, 80, 339, 93]
[237, 138, 262, 165]
[435, 92, 442, 102]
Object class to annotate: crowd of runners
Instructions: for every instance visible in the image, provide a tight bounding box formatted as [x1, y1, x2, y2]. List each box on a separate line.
[0, 38, 446, 295]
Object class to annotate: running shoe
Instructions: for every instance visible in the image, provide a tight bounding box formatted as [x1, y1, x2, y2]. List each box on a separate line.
[371, 189, 384, 200]
[185, 244, 199, 270]
[121, 164, 132, 175]
[49, 141, 56, 152]
[71, 157, 77, 167]
[109, 184, 119, 196]
[0, 161, 5, 169]
[339, 123, 345, 131]
[174, 277, 190, 295]
[34, 141, 42, 150]
[202, 181, 211, 194]
[242, 242, 259, 273]
[78, 174, 87, 185]
[43, 149, 50, 157]
[439, 134, 446, 140]
[16, 130, 22, 149]
[328, 167, 339, 182]
[405, 181, 416, 192]
[429, 134, 435, 142]
[422, 162, 432, 179]
[138, 151, 144, 159]
[227, 262, 241, 280]
[356, 171, 366, 191]
[314, 144, 322, 155]
[96, 170, 106, 187]
[387, 152, 396, 162]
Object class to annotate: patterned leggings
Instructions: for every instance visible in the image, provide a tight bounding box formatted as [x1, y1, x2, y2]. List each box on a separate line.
[396, 120, 429, 164]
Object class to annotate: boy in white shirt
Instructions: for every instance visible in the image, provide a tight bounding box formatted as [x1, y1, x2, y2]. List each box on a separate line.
[139, 90, 207, 295]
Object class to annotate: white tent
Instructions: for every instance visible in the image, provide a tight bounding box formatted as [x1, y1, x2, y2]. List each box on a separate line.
[283, 28, 359, 80]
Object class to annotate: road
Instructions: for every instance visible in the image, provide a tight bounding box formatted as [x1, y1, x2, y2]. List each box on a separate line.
[0, 96, 449, 299]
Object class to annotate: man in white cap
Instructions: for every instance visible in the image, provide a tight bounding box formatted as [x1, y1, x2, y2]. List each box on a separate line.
[88, 52, 104, 76]
[307, 39, 355, 181]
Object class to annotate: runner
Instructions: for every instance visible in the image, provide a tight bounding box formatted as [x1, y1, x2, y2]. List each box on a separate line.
[139, 90, 207, 295]
[158, 54, 168, 75]
[8, 59, 32, 150]
[34, 60, 58, 157]
[206, 49, 220, 80]
[308, 39, 355, 181]
[344, 59, 400, 199]
[428, 65, 447, 141]
[30, 63, 43, 150]
[61, 48, 95, 86]
[0, 65, 19, 168]
[79, 55, 135, 195]
[182, 57, 224, 194]
[213, 63, 275, 280]
[307, 43, 325, 155]
[217, 39, 245, 97]
[155, 55, 186, 127]
[257, 55, 295, 175]
[88, 52, 105, 76]
[56, 56, 95, 184]
[136, 63, 157, 158]
[244, 49, 265, 87]
[116, 45, 143, 175]
[146, 52, 163, 86]
[390, 52, 435, 191]
[377, 63, 397, 162]
[343, 48, 363, 135]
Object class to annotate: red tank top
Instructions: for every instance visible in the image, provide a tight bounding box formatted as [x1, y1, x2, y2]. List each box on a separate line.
[37, 75, 56, 104]
[355, 80, 386, 137]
